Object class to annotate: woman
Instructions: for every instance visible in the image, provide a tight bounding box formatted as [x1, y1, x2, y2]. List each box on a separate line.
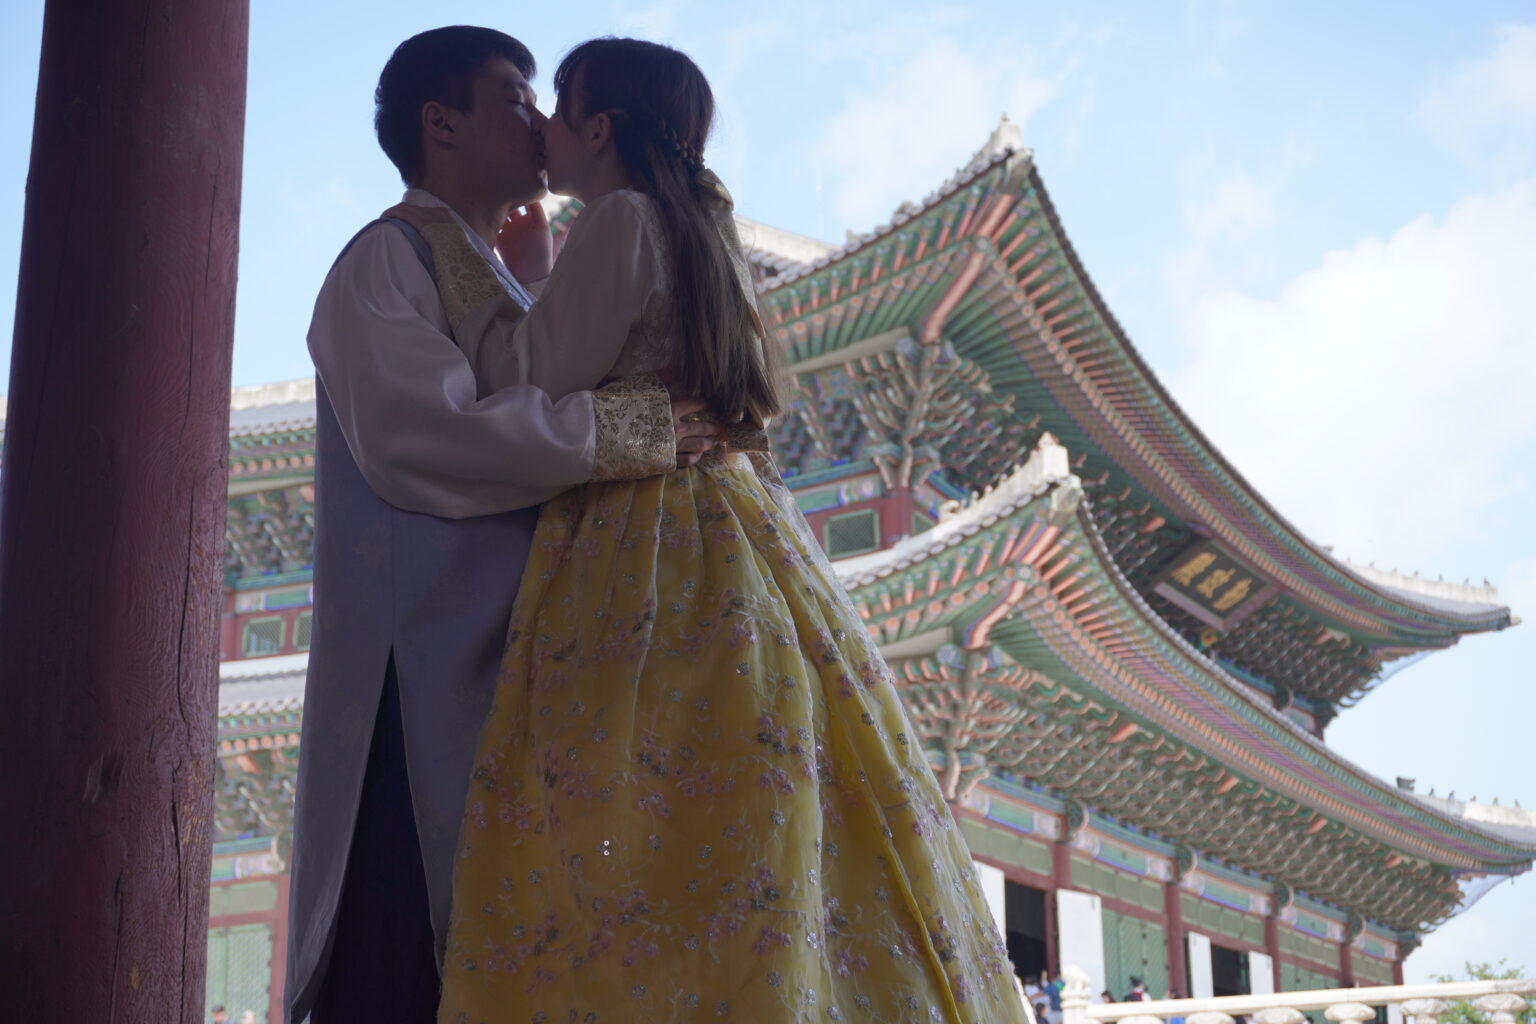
[436, 38, 1026, 1024]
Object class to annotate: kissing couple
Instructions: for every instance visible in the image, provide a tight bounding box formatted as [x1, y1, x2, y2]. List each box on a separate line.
[285, 25, 1029, 1024]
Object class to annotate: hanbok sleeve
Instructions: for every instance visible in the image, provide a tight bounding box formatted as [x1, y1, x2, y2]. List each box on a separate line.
[308, 222, 667, 518]
[484, 192, 675, 480]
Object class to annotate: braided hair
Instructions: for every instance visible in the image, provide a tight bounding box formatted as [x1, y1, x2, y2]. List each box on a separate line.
[554, 38, 779, 427]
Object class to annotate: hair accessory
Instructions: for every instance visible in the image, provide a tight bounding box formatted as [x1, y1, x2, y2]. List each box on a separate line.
[659, 122, 705, 173]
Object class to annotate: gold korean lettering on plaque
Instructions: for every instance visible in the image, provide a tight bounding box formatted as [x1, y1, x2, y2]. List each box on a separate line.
[1195, 568, 1236, 599]
[1170, 552, 1217, 587]
[1212, 577, 1253, 613]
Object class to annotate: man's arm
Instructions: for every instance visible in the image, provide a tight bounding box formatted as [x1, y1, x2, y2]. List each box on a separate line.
[308, 224, 688, 519]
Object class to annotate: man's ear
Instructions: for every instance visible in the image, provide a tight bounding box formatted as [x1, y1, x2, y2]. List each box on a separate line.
[422, 101, 458, 147]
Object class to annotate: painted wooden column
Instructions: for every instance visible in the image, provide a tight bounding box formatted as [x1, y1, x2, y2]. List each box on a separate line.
[1165, 879, 1188, 995]
[0, 0, 247, 1021]
[1048, 831, 1073, 978]
[1341, 938, 1356, 988]
[269, 874, 293, 1020]
[1266, 903, 1284, 992]
[1053, 837, 1074, 890]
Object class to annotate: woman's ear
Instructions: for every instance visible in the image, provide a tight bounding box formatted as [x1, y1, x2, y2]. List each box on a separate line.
[586, 111, 613, 154]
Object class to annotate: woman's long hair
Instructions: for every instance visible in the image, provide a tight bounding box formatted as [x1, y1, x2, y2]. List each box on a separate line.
[555, 38, 780, 426]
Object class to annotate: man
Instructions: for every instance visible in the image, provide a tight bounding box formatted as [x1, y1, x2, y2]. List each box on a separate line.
[209, 1007, 227, 1024]
[284, 27, 718, 1024]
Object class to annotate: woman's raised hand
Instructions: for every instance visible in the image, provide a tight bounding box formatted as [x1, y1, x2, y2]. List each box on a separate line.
[496, 203, 555, 285]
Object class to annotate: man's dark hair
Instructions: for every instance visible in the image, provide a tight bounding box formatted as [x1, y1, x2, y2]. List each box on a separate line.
[375, 26, 535, 185]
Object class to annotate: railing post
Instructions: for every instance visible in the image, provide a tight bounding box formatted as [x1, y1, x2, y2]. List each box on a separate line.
[1187, 1012, 1236, 1024]
[1473, 994, 1528, 1024]
[1255, 1008, 1307, 1024]
[1062, 965, 1093, 1024]
[1399, 998, 1447, 1024]
[1325, 1002, 1378, 1024]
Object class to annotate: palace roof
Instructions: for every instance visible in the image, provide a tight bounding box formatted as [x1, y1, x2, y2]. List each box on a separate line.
[749, 117, 1513, 712]
[830, 437, 1533, 931]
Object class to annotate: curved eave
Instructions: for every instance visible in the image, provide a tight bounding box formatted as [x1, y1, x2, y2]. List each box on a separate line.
[1055, 499, 1534, 868]
[758, 150, 1510, 649]
[833, 461, 1534, 874]
[1018, 164, 1512, 638]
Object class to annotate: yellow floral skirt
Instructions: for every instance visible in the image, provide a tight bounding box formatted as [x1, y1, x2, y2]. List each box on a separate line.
[437, 454, 1025, 1024]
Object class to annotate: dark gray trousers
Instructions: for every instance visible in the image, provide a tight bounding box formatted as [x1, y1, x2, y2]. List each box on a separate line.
[311, 658, 439, 1022]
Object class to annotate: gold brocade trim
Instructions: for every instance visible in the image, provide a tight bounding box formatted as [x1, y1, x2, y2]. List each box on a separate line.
[381, 203, 524, 334]
[419, 223, 518, 333]
[591, 375, 675, 482]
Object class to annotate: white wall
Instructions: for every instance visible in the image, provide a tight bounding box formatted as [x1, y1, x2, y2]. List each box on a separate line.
[1249, 951, 1275, 995]
[976, 861, 1009, 943]
[1187, 932, 1215, 999]
[1057, 889, 1106, 995]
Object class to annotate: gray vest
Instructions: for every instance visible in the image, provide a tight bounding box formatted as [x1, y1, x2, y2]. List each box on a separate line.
[285, 221, 539, 1022]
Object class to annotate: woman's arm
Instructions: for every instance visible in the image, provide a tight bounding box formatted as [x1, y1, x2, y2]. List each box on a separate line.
[480, 191, 659, 402]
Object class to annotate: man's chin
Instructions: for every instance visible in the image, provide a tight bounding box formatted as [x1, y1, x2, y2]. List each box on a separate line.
[509, 180, 549, 207]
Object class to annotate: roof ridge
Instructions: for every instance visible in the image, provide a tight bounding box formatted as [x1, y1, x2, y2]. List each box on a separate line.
[1338, 557, 1505, 609]
[230, 377, 316, 411]
[761, 132, 1027, 291]
[834, 433, 1075, 586]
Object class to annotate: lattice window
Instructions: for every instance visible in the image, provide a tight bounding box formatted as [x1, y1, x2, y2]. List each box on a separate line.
[293, 611, 313, 651]
[1102, 908, 1167, 1003]
[823, 509, 879, 558]
[241, 617, 285, 657]
[263, 586, 311, 610]
[206, 922, 272, 1023]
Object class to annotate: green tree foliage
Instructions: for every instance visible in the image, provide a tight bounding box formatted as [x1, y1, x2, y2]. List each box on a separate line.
[1428, 961, 1534, 1024]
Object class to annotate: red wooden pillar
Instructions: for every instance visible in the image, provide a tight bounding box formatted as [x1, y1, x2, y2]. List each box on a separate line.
[1340, 938, 1355, 988]
[1265, 914, 1283, 991]
[270, 873, 293, 1019]
[1165, 881, 1187, 995]
[0, 1, 247, 1021]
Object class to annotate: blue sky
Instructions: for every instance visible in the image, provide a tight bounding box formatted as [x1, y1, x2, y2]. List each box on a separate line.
[3, 0, 1533, 983]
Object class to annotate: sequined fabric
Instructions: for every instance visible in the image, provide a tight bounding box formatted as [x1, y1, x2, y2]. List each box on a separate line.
[379, 204, 521, 334]
[591, 375, 677, 482]
[437, 452, 1027, 1024]
[419, 222, 522, 333]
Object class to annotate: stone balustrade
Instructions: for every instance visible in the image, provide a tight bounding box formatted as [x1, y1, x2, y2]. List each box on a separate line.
[1056, 965, 1534, 1024]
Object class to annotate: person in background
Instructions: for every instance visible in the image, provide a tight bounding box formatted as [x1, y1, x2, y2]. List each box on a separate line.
[1047, 972, 1065, 1024]
[1166, 988, 1187, 1024]
[209, 1007, 227, 1024]
[1128, 975, 1149, 1001]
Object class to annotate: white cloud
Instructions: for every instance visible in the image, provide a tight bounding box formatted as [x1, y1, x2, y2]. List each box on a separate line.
[1164, 172, 1277, 299]
[1167, 179, 1536, 567]
[614, 0, 683, 41]
[1417, 23, 1536, 178]
[1163, 134, 1312, 302]
[1186, 175, 1273, 239]
[1498, 556, 1536, 622]
[1182, 0, 1246, 77]
[806, 12, 1090, 234]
